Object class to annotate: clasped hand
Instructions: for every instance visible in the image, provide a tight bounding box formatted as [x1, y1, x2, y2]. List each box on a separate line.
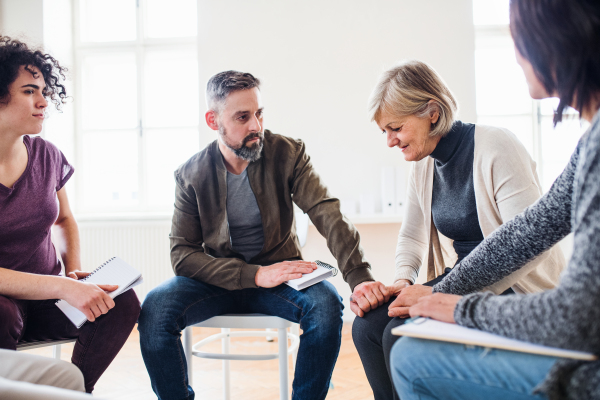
[64, 270, 118, 322]
[387, 284, 433, 318]
[349, 281, 393, 318]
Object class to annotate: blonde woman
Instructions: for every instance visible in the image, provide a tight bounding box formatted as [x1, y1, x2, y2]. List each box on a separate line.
[351, 60, 565, 400]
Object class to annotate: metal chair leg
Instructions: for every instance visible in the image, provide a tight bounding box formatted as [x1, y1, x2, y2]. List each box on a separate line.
[52, 344, 61, 360]
[222, 328, 231, 400]
[278, 327, 289, 400]
[183, 327, 193, 386]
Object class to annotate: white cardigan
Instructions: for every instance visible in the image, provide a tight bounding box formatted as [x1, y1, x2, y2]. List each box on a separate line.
[394, 124, 565, 294]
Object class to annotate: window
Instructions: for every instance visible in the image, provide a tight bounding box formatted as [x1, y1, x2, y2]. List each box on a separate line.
[473, 0, 586, 191]
[72, 0, 200, 213]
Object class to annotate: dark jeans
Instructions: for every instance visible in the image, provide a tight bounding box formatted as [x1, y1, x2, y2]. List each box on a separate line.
[352, 269, 514, 400]
[0, 289, 141, 393]
[138, 276, 344, 400]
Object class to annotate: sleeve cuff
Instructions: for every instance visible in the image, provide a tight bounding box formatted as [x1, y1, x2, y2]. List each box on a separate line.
[394, 267, 417, 285]
[240, 264, 261, 289]
[346, 267, 375, 291]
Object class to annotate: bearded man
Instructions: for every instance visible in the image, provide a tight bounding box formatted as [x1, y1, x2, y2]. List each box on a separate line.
[138, 71, 388, 400]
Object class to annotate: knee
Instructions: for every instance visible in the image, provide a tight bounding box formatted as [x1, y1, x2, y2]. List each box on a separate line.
[301, 282, 343, 335]
[382, 324, 400, 355]
[390, 337, 424, 377]
[115, 289, 141, 323]
[51, 360, 86, 392]
[0, 296, 22, 349]
[138, 277, 188, 334]
[351, 315, 371, 347]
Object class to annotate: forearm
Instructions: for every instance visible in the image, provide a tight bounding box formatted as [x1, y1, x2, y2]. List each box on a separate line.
[307, 200, 374, 290]
[0, 268, 72, 300]
[170, 239, 260, 290]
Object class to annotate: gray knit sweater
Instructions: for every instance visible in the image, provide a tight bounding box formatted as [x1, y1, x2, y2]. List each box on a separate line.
[432, 109, 600, 400]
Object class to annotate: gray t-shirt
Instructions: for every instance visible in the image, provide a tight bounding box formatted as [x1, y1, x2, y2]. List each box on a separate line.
[226, 169, 264, 262]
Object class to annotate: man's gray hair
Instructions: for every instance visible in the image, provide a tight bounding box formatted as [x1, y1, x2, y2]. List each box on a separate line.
[206, 70, 261, 114]
[368, 60, 458, 138]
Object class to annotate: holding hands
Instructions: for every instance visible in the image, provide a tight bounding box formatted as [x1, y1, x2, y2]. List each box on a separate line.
[388, 284, 433, 318]
[350, 281, 392, 317]
[408, 293, 461, 323]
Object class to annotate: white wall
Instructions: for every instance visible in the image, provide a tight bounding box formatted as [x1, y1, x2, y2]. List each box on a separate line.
[0, 0, 44, 45]
[198, 0, 476, 210]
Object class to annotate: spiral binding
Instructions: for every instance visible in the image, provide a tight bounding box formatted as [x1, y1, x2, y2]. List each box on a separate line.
[315, 260, 338, 276]
[81, 256, 116, 282]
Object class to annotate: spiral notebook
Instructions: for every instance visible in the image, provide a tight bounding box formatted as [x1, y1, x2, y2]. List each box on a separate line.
[56, 257, 143, 328]
[285, 260, 338, 290]
[392, 318, 596, 361]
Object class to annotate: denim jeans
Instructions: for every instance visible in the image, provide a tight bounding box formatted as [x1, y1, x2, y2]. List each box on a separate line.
[138, 276, 344, 400]
[0, 290, 141, 393]
[390, 337, 557, 400]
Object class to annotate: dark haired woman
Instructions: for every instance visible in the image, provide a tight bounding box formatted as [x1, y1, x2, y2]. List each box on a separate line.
[389, 0, 600, 399]
[0, 36, 140, 393]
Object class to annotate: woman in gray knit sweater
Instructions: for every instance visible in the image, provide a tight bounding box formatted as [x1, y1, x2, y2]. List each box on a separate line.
[389, 0, 600, 399]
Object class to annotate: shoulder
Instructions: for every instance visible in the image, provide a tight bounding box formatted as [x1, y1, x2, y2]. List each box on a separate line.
[26, 135, 68, 165]
[175, 140, 217, 186]
[263, 130, 304, 156]
[473, 123, 534, 168]
[473, 124, 528, 152]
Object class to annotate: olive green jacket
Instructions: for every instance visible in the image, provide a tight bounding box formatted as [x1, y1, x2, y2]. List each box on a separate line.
[169, 130, 374, 291]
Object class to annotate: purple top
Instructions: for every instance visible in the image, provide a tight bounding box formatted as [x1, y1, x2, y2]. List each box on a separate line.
[0, 135, 74, 276]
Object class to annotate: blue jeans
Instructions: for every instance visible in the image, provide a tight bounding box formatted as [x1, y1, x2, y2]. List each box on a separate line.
[390, 337, 558, 400]
[138, 276, 344, 400]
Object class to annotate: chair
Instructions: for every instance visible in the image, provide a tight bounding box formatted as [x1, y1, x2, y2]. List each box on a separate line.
[183, 208, 309, 400]
[16, 339, 77, 360]
[183, 315, 299, 400]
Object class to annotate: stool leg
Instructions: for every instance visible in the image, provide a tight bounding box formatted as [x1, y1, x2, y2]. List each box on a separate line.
[222, 328, 231, 400]
[52, 344, 61, 360]
[291, 324, 300, 369]
[278, 327, 289, 400]
[183, 327, 194, 387]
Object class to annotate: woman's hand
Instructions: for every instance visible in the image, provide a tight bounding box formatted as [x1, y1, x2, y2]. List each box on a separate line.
[61, 279, 119, 322]
[388, 279, 411, 296]
[388, 284, 433, 318]
[408, 293, 461, 323]
[67, 270, 90, 280]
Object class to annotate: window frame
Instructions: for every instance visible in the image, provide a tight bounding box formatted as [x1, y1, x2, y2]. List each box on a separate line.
[71, 0, 199, 214]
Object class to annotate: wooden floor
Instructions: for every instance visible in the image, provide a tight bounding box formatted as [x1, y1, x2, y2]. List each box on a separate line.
[24, 323, 375, 400]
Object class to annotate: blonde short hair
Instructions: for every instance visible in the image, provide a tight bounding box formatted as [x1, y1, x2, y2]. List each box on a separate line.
[368, 60, 458, 137]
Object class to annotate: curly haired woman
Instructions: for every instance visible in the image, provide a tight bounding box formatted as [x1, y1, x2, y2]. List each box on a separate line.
[0, 36, 140, 393]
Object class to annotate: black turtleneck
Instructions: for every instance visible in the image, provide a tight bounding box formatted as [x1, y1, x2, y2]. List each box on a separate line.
[430, 120, 484, 264]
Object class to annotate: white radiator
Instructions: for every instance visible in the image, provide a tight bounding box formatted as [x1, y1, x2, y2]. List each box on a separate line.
[77, 218, 174, 301]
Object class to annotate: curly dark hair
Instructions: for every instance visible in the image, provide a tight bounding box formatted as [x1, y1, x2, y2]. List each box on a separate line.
[0, 36, 68, 109]
[510, 0, 600, 125]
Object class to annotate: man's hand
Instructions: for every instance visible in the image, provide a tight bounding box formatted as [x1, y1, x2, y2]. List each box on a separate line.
[388, 284, 433, 318]
[349, 281, 391, 318]
[255, 261, 317, 288]
[62, 280, 119, 322]
[408, 293, 461, 323]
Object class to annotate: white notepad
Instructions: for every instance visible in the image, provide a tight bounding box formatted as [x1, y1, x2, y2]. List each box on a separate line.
[392, 317, 596, 361]
[56, 257, 143, 328]
[284, 260, 338, 291]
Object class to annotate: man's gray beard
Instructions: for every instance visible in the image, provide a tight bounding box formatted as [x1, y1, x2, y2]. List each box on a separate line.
[219, 127, 264, 162]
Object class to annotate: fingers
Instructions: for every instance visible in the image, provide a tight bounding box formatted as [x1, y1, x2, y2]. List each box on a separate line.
[350, 301, 364, 318]
[388, 306, 410, 318]
[97, 284, 119, 292]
